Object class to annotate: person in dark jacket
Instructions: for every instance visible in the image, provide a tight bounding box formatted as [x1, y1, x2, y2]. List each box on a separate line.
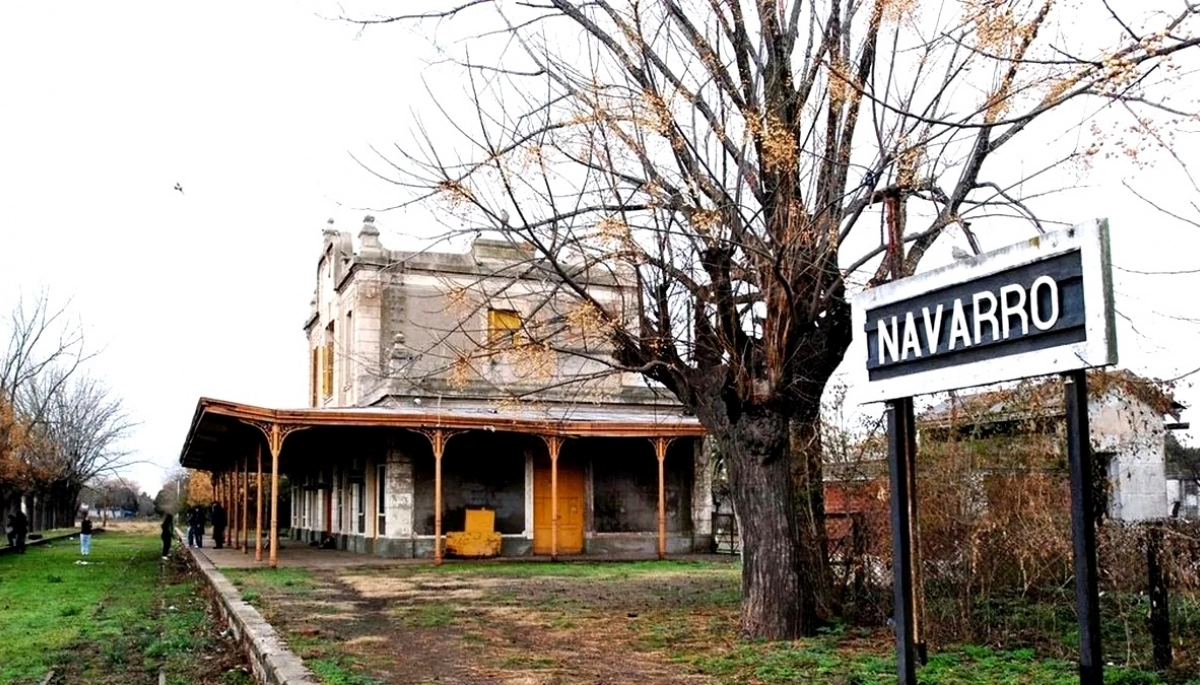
[186, 505, 205, 548]
[210, 501, 227, 549]
[80, 513, 93, 556]
[12, 509, 28, 553]
[161, 513, 174, 559]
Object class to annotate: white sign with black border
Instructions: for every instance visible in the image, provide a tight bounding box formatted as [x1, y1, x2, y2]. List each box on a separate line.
[853, 219, 1118, 402]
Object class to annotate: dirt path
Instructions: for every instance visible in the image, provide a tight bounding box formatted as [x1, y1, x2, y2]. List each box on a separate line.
[248, 561, 741, 684]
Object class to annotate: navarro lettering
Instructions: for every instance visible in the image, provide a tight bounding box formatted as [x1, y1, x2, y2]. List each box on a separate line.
[875, 275, 1061, 365]
[864, 249, 1086, 381]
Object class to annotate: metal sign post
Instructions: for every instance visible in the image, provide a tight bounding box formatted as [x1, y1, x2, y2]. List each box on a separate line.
[1065, 370, 1103, 683]
[853, 221, 1117, 685]
[886, 397, 919, 685]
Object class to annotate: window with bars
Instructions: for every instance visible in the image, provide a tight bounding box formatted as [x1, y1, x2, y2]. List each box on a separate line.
[354, 482, 366, 534]
[334, 468, 343, 533]
[376, 462, 387, 536]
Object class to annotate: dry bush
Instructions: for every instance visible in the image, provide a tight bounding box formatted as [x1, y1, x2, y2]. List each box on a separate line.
[827, 379, 1200, 667]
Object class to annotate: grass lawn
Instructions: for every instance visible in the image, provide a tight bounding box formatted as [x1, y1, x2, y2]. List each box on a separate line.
[224, 558, 1195, 685]
[0, 522, 252, 685]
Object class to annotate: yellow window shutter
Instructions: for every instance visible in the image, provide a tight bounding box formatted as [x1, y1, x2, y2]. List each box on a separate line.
[322, 342, 334, 397]
[310, 348, 319, 407]
[488, 309, 522, 348]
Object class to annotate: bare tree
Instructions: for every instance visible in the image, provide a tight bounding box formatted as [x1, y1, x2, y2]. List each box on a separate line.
[19, 372, 135, 527]
[0, 293, 135, 528]
[353, 0, 1200, 638]
[0, 291, 88, 403]
[0, 292, 91, 517]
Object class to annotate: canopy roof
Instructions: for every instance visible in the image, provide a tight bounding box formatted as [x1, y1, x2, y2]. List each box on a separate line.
[179, 397, 705, 471]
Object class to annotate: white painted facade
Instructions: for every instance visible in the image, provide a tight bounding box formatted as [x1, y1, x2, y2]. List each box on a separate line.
[1088, 386, 1170, 522]
[286, 217, 713, 558]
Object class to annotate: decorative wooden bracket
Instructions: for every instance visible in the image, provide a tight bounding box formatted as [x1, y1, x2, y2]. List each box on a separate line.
[241, 420, 309, 568]
[415, 427, 466, 460]
[538, 435, 566, 561]
[416, 428, 466, 565]
[244, 420, 309, 458]
[649, 437, 675, 560]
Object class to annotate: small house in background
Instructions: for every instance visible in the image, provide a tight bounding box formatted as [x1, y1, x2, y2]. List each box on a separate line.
[179, 217, 715, 560]
[919, 369, 1185, 523]
[819, 370, 1187, 595]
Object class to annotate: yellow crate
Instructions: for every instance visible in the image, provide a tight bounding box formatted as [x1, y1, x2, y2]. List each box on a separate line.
[445, 508, 502, 558]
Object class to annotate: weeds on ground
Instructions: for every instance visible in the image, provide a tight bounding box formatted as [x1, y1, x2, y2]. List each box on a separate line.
[0, 530, 251, 685]
[224, 566, 316, 592]
[289, 633, 383, 685]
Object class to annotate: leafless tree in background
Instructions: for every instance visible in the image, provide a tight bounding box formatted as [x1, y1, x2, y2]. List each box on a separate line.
[350, 0, 1200, 638]
[20, 371, 135, 527]
[0, 293, 134, 528]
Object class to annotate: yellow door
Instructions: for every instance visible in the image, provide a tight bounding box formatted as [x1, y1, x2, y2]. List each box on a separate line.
[533, 459, 585, 554]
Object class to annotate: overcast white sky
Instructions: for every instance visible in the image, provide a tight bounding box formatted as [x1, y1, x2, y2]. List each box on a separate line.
[1, 2, 1198, 495]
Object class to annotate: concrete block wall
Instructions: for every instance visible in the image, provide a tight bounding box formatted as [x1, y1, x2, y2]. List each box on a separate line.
[1090, 390, 1168, 522]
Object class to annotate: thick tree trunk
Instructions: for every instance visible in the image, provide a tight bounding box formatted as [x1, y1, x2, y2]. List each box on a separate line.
[791, 413, 833, 625]
[719, 408, 806, 639]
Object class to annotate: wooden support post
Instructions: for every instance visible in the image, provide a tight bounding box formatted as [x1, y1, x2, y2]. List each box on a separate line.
[269, 424, 282, 569]
[1065, 370, 1103, 685]
[652, 437, 669, 560]
[229, 465, 237, 550]
[242, 454, 250, 554]
[216, 472, 224, 548]
[255, 443, 264, 562]
[415, 428, 460, 566]
[222, 470, 231, 549]
[432, 429, 446, 566]
[235, 462, 243, 550]
[547, 436, 561, 562]
[227, 470, 234, 549]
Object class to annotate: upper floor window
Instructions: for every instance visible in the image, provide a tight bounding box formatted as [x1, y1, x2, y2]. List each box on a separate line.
[488, 309, 522, 349]
[322, 321, 335, 398]
[343, 311, 354, 391]
[309, 347, 319, 407]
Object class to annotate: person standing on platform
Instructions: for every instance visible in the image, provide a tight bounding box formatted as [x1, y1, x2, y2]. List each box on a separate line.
[186, 505, 205, 548]
[210, 501, 227, 550]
